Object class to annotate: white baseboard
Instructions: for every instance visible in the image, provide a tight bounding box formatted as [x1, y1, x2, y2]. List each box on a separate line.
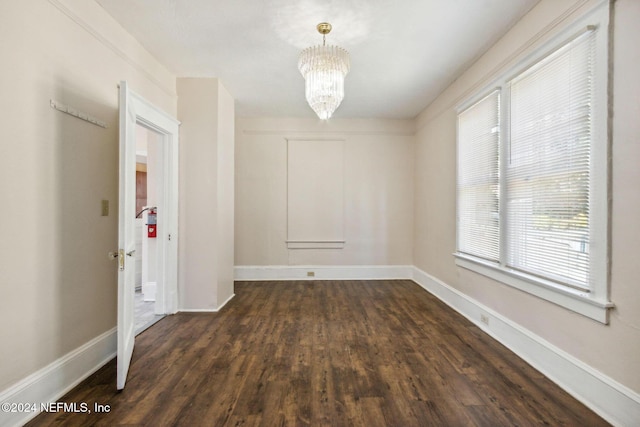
[3, 267, 637, 427]
[411, 266, 640, 427]
[179, 293, 235, 313]
[178, 309, 218, 313]
[234, 265, 413, 281]
[216, 293, 235, 311]
[0, 328, 116, 427]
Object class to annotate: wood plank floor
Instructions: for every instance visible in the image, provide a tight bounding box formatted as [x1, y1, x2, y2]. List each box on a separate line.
[27, 280, 610, 426]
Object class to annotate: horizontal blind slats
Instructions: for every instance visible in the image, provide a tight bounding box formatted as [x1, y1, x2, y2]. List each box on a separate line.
[457, 90, 500, 261]
[506, 30, 595, 291]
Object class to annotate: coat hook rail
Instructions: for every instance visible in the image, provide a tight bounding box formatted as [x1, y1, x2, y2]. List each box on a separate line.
[50, 99, 107, 128]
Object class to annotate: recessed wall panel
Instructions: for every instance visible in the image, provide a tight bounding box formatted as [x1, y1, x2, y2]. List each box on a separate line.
[287, 139, 345, 249]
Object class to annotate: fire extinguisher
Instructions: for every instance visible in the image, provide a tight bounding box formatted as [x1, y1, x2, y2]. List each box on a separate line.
[147, 208, 157, 238]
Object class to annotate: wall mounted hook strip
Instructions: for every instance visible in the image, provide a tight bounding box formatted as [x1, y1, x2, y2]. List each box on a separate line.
[50, 99, 107, 129]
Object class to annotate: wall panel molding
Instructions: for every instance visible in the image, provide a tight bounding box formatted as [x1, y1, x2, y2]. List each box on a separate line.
[287, 138, 345, 248]
[242, 129, 415, 137]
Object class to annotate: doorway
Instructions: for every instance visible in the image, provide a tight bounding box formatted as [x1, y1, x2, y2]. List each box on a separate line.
[117, 81, 179, 390]
[134, 123, 164, 334]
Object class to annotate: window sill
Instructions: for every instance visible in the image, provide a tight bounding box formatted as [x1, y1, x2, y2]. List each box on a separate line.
[453, 253, 614, 324]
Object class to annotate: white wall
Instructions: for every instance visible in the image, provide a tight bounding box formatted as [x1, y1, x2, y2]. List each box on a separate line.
[177, 78, 235, 311]
[413, 0, 640, 396]
[0, 0, 176, 392]
[235, 118, 414, 268]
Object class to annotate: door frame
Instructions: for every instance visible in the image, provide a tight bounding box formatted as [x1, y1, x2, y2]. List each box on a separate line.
[126, 85, 180, 316]
[117, 81, 179, 390]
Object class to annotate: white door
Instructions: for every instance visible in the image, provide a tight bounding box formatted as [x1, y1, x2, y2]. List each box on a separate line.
[117, 81, 137, 390]
[117, 81, 180, 390]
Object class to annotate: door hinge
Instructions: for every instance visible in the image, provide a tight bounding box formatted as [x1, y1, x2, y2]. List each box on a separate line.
[168, 233, 172, 241]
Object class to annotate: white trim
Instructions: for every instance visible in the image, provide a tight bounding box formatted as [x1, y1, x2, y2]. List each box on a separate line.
[178, 309, 219, 313]
[0, 328, 116, 427]
[454, 254, 613, 324]
[216, 293, 235, 311]
[286, 138, 346, 251]
[127, 85, 180, 316]
[47, 0, 175, 97]
[241, 129, 415, 137]
[234, 265, 413, 281]
[178, 293, 235, 313]
[417, 0, 608, 130]
[411, 266, 640, 427]
[2, 266, 638, 427]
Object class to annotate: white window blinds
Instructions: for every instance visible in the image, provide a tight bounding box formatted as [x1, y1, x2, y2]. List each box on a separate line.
[454, 4, 611, 322]
[457, 90, 500, 262]
[506, 30, 596, 291]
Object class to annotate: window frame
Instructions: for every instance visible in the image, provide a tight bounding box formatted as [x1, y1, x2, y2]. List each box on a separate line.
[454, 3, 613, 323]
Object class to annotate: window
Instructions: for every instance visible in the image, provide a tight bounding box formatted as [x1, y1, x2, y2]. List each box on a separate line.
[457, 90, 501, 263]
[455, 5, 612, 323]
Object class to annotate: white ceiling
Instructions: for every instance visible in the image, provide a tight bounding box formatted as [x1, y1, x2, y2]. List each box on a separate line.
[95, 0, 539, 119]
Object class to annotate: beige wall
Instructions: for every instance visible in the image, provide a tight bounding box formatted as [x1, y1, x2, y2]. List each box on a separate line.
[216, 84, 236, 306]
[3, 0, 637, 411]
[177, 78, 235, 310]
[0, 0, 176, 391]
[413, 0, 640, 394]
[235, 118, 414, 266]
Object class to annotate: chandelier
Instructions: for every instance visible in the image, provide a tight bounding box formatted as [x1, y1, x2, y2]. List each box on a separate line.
[298, 23, 350, 120]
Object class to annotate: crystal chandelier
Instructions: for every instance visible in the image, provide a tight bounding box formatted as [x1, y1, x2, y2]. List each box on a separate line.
[298, 23, 350, 120]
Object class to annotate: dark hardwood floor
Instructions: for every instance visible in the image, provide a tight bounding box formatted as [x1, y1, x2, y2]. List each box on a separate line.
[27, 280, 609, 426]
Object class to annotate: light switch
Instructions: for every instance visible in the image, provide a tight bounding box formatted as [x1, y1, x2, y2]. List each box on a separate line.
[101, 200, 109, 216]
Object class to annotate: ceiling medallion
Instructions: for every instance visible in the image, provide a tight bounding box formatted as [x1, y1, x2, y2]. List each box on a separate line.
[298, 22, 350, 120]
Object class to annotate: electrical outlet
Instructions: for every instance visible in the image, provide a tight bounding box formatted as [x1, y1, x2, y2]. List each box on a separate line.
[101, 200, 109, 216]
[307, 271, 315, 277]
[480, 314, 490, 326]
